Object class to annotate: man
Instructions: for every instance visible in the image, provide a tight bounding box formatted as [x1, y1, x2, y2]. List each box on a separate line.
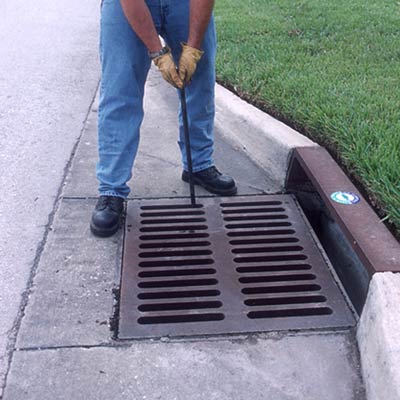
[91, 0, 237, 237]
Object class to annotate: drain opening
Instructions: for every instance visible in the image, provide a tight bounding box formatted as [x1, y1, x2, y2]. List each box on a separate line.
[225, 222, 292, 229]
[227, 229, 295, 237]
[139, 241, 211, 249]
[234, 254, 308, 263]
[236, 264, 312, 273]
[239, 274, 316, 284]
[140, 233, 209, 241]
[138, 289, 221, 300]
[248, 307, 333, 319]
[141, 210, 205, 217]
[242, 284, 322, 294]
[223, 215, 289, 221]
[141, 204, 204, 210]
[138, 278, 219, 289]
[244, 295, 327, 306]
[229, 238, 299, 245]
[140, 224, 208, 232]
[222, 207, 285, 214]
[142, 217, 207, 225]
[138, 249, 213, 258]
[220, 201, 283, 207]
[232, 245, 304, 254]
[139, 258, 214, 268]
[138, 268, 216, 278]
[138, 301, 223, 312]
[138, 313, 225, 325]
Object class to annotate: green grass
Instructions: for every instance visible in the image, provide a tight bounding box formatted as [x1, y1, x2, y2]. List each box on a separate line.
[214, 0, 400, 235]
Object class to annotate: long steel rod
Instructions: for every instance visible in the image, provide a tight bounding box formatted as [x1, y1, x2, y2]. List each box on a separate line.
[180, 87, 196, 206]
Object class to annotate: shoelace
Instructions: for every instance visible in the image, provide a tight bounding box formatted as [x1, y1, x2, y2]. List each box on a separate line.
[98, 196, 122, 212]
[199, 166, 221, 178]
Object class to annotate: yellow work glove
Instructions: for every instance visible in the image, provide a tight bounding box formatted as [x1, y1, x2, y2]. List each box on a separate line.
[153, 50, 183, 89]
[178, 43, 204, 85]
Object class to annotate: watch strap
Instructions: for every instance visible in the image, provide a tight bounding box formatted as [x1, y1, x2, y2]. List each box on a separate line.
[149, 45, 170, 60]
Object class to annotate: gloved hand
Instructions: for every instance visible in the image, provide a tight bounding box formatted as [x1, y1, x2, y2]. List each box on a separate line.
[153, 50, 183, 89]
[178, 43, 204, 85]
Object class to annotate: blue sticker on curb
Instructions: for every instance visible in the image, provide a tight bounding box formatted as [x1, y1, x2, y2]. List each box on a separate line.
[330, 191, 360, 205]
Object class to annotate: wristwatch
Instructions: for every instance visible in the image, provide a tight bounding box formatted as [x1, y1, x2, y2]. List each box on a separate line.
[148, 45, 170, 60]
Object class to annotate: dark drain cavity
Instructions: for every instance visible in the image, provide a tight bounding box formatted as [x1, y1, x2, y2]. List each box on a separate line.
[119, 195, 355, 339]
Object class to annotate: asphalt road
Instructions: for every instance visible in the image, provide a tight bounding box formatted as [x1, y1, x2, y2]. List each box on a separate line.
[0, 0, 100, 393]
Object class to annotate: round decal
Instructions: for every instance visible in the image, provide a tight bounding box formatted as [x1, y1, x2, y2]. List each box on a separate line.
[330, 191, 360, 205]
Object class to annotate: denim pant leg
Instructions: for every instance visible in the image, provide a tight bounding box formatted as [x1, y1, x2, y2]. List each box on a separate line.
[163, 1, 217, 173]
[97, 0, 152, 198]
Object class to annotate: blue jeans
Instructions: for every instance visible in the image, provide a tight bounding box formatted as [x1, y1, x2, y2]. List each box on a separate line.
[97, 0, 217, 198]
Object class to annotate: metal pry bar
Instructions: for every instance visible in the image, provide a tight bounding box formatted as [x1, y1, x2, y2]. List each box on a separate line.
[180, 87, 196, 206]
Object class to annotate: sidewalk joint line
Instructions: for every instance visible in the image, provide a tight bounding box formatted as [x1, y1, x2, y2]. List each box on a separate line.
[16, 343, 132, 352]
[15, 326, 355, 353]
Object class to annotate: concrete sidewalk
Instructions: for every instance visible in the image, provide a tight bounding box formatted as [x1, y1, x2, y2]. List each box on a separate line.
[2, 70, 365, 399]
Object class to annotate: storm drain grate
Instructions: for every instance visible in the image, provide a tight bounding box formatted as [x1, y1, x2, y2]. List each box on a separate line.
[119, 195, 354, 339]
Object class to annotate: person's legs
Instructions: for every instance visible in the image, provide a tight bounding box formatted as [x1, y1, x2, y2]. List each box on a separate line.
[162, 0, 216, 172]
[163, 1, 236, 195]
[92, 0, 158, 237]
[97, 0, 152, 199]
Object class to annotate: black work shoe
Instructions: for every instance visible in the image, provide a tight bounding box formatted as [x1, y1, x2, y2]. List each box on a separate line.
[90, 196, 125, 237]
[182, 166, 237, 196]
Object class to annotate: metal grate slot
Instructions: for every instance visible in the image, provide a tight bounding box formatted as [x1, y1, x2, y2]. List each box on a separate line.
[234, 254, 308, 263]
[242, 283, 322, 294]
[222, 207, 285, 214]
[137, 289, 221, 300]
[141, 210, 205, 217]
[139, 233, 209, 241]
[229, 237, 299, 245]
[140, 241, 211, 249]
[220, 201, 283, 207]
[138, 249, 213, 258]
[119, 195, 355, 339]
[225, 222, 292, 229]
[139, 259, 214, 268]
[248, 307, 333, 319]
[138, 301, 223, 312]
[224, 215, 289, 221]
[239, 273, 317, 284]
[138, 268, 216, 278]
[137, 313, 225, 325]
[141, 204, 203, 210]
[140, 224, 208, 232]
[227, 229, 295, 237]
[236, 264, 312, 273]
[141, 218, 206, 225]
[232, 245, 304, 254]
[138, 279, 219, 289]
[245, 295, 327, 306]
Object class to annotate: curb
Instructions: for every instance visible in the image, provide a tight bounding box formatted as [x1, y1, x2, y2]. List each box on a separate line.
[357, 272, 400, 400]
[215, 83, 317, 189]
